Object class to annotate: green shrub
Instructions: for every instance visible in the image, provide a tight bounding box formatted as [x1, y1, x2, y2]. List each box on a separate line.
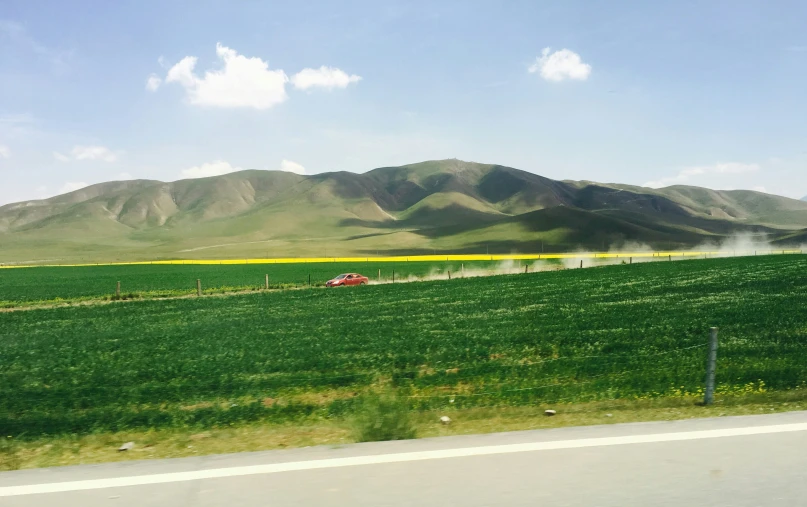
[351, 391, 416, 442]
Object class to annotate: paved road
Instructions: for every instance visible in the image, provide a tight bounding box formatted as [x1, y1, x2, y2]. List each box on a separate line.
[2, 411, 807, 506]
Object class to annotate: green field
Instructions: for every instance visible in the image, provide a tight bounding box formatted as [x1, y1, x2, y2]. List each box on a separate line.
[0, 260, 517, 305]
[1, 255, 805, 437]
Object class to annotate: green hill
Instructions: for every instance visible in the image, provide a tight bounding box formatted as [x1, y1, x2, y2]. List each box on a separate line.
[1, 159, 806, 263]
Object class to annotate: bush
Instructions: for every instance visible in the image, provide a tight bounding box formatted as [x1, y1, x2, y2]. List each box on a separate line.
[0, 436, 21, 471]
[351, 391, 416, 442]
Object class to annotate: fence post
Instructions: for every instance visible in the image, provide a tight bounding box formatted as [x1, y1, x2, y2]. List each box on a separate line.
[392, 270, 395, 283]
[704, 327, 719, 405]
[630, 257, 632, 265]
[308, 274, 311, 287]
[116, 281, 120, 298]
[448, 270, 451, 280]
[580, 260, 583, 269]
[197, 279, 202, 297]
[378, 268, 381, 282]
[265, 274, 269, 290]
[525, 264, 528, 274]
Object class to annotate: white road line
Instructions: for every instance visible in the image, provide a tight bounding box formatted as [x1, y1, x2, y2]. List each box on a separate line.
[3, 422, 807, 497]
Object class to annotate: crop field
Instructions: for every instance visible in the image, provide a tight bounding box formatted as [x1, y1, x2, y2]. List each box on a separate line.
[1, 251, 800, 306]
[0, 260, 512, 306]
[3, 251, 798, 306]
[1, 255, 805, 437]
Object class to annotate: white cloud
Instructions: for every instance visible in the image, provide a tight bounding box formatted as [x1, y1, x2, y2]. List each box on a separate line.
[712, 162, 760, 174]
[0, 113, 36, 141]
[752, 186, 768, 193]
[529, 48, 591, 82]
[55, 145, 118, 163]
[166, 56, 198, 87]
[0, 112, 34, 124]
[181, 160, 242, 179]
[644, 162, 760, 188]
[164, 43, 289, 110]
[59, 182, 89, 194]
[279, 159, 306, 174]
[0, 20, 73, 70]
[291, 66, 362, 90]
[71, 145, 117, 162]
[0, 144, 9, 158]
[117, 172, 133, 180]
[145, 74, 162, 92]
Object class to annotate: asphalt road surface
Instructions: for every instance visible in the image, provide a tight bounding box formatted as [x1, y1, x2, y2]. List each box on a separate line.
[2, 411, 807, 506]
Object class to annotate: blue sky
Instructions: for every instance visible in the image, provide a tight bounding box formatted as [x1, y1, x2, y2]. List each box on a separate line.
[1, 0, 806, 205]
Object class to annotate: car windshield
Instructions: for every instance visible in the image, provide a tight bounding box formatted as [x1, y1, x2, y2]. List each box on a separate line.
[335, 274, 347, 280]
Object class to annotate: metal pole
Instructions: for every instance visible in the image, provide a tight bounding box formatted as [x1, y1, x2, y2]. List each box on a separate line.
[265, 274, 269, 290]
[704, 327, 719, 405]
[197, 279, 201, 297]
[116, 281, 121, 298]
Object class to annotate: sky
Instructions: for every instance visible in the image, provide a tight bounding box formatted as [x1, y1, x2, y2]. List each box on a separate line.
[1, 0, 806, 206]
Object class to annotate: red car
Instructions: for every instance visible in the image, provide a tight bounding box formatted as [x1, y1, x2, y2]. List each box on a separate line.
[326, 273, 369, 287]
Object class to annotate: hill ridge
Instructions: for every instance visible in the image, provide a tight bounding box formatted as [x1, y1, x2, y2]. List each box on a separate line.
[1, 159, 806, 262]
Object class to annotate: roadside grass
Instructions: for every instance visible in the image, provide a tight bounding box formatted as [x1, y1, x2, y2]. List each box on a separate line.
[3, 389, 805, 471]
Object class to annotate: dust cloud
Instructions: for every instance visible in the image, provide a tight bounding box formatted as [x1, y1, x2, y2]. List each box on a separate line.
[368, 233, 803, 285]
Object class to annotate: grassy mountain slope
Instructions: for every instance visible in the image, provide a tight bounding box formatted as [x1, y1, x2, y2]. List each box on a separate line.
[1, 159, 806, 263]
[606, 184, 807, 227]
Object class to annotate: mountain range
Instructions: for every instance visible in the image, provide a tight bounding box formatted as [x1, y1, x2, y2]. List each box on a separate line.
[2, 159, 807, 263]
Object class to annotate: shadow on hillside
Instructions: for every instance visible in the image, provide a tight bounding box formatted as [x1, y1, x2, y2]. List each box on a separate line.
[342, 200, 798, 255]
[339, 203, 505, 231]
[355, 241, 638, 257]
